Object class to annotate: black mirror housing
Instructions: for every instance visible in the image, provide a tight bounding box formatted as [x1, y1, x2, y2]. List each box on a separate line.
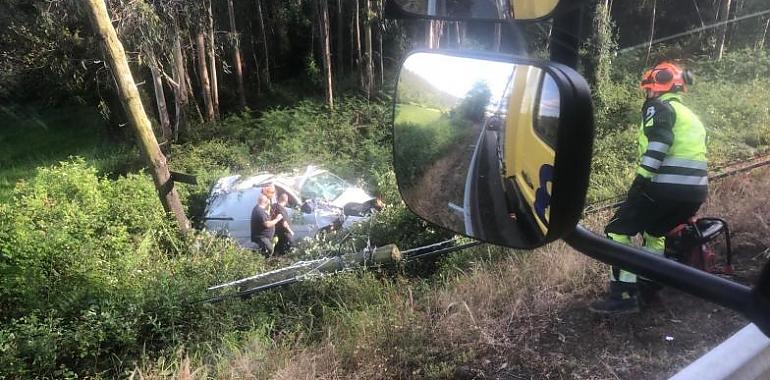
[392, 50, 593, 249]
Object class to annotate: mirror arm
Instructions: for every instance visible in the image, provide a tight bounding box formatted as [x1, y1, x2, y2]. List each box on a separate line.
[564, 224, 770, 336]
[549, 7, 583, 68]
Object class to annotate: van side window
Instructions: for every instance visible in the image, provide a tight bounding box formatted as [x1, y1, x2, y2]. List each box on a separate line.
[533, 73, 560, 148]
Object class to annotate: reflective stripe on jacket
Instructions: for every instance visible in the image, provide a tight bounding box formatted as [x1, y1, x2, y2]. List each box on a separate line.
[637, 92, 708, 202]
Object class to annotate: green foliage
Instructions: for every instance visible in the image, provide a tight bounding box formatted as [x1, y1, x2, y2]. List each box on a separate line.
[0, 159, 266, 377]
[587, 49, 770, 203]
[455, 81, 492, 123]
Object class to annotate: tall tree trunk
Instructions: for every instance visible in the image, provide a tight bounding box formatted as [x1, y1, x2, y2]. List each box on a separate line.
[248, 20, 263, 95]
[318, 0, 334, 109]
[185, 70, 204, 123]
[377, 0, 384, 87]
[84, 0, 190, 231]
[336, 0, 344, 76]
[196, 29, 215, 121]
[207, 0, 219, 117]
[255, 0, 271, 90]
[147, 54, 172, 146]
[227, 0, 247, 109]
[355, 0, 364, 89]
[645, 0, 656, 65]
[171, 19, 187, 141]
[716, 0, 732, 60]
[454, 21, 461, 47]
[364, 0, 374, 97]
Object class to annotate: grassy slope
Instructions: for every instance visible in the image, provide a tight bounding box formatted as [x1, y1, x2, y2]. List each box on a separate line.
[0, 105, 130, 201]
[136, 167, 770, 380]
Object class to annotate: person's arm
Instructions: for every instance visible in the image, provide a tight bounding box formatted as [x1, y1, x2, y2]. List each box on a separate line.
[638, 100, 675, 179]
[263, 213, 283, 228]
[284, 220, 294, 235]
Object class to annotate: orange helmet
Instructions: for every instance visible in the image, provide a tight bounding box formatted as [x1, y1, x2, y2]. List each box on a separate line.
[640, 61, 693, 93]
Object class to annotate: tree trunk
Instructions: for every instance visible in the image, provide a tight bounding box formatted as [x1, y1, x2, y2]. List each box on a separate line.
[336, 0, 344, 76]
[84, 0, 190, 231]
[364, 0, 374, 97]
[716, 0, 732, 60]
[171, 20, 187, 141]
[255, 0, 272, 90]
[318, 0, 335, 109]
[248, 20, 263, 95]
[185, 70, 204, 123]
[355, 0, 364, 89]
[196, 29, 215, 121]
[147, 54, 172, 146]
[207, 0, 219, 117]
[454, 22, 461, 47]
[228, 0, 247, 109]
[377, 0, 384, 87]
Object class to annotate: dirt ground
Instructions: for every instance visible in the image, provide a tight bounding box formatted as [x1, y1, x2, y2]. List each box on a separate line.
[453, 169, 770, 379]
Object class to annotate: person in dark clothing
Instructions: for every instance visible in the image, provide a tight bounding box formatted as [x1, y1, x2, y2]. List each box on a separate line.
[273, 193, 295, 255]
[251, 194, 283, 256]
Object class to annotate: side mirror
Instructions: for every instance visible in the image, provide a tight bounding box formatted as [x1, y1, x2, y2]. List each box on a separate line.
[388, 0, 565, 21]
[393, 51, 594, 248]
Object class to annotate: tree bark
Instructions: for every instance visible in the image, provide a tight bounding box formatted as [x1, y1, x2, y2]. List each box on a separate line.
[84, 0, 190, 232]
[255, 0, 272, 90]
[196, 29, 215, 121]
[171, 19, 187, 141]
[336, 0, 344, 76]
[147, 54, 172, 146]
[377, 0, 384, 87]
[318, 0, 335, 109]
[207, 0, 219, 117]
[228, 0, 247, 109]
[354, 0, 364, 89]
[716, 0, 732, 60]
[248, 20, 263, 95]
[364, 0, 374, 97]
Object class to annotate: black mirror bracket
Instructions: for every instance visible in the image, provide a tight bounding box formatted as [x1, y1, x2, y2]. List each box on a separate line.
[750, 261, 770, 335]
[564, 224, 770, 337]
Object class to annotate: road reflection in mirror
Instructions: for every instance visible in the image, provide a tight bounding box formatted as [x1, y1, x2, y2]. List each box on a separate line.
[393, 52, 560, 248]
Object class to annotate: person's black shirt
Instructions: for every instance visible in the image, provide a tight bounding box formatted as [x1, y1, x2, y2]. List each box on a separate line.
[274, 203, 290, 234]
[250, 206, 274, 242]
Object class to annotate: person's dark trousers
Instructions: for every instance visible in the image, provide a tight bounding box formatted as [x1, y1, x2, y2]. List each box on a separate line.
[275, 232, 293, 255]
[254, 237, 274, 256]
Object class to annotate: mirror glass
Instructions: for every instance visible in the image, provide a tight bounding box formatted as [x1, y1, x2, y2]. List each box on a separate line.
[394, 52, 560, 247]
[392, 0, 560, 21]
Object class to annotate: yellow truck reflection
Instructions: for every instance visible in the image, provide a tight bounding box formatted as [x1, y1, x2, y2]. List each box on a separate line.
[499, 65, 558, 234]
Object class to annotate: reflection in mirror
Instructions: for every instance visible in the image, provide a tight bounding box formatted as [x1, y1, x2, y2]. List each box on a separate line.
[394, 52, 560, 248]
[392, 0, 560, 21]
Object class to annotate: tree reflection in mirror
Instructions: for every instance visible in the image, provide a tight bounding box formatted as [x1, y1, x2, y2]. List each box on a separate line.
[393, 52, 560, 248]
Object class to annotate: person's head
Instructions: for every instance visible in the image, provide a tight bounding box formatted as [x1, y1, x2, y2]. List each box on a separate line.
[257, 194, 270, 209]
[278, 192, 289, 205]
[640, 61, 694, 99]
[262, 183, 276, 199]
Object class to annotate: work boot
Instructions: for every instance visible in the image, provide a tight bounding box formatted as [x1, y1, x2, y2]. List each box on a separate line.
[589, 281, 639, 315]
[638, 278, 663, 305]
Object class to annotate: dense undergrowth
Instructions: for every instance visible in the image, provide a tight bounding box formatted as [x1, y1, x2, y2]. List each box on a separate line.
[1, 49, 769, 378]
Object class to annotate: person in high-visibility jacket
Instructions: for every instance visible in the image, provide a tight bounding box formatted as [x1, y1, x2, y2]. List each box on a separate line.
[590, 61, 707, 314]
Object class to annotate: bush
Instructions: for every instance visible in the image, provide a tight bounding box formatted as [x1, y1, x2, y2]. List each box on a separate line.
[0, 159, 266, 378]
